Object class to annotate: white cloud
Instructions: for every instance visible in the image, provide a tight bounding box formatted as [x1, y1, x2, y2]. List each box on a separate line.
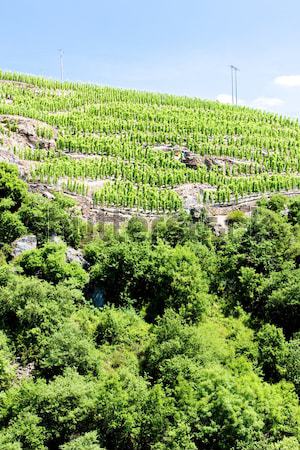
[216, 94, 232, 104]
[216, 94, 245, 105]
[216, 94, 284, 112]
[274, 75, 300, 87]
[251, 97, 284, 110]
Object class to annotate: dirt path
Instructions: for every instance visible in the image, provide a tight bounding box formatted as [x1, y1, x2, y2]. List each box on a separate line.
[208, 189, 300, 215]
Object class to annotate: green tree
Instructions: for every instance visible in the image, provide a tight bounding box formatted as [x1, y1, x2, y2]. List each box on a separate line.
[18, 242, 89, 288]
[226, 210, 247, 227]
[288, 197, 300, 225]
[0, 210, 27, 245]
[0, 163, 27, 210]
[0, 412, 46, 450]
[0, 331, 15, 390]
[96, 306, 150, 351]
[286, 335, 300, 396]
[19, 193, 84, 246]
[0, 274, 82, 360]
[39, 320, 100, 377]
[256, 324, 288, 382]
[267, 194, 287, 213]
[60, 431, 105, 450]
[265, 269, 300, 336]
[126, 216, 148, 242]
[146, 243, 211, 321]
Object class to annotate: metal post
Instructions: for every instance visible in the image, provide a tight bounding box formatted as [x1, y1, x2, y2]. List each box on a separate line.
[229, 65, 239, 105]
[234, 68, 238, 105]
[230, 66, 234, 105]
[59, 49, 64, 82]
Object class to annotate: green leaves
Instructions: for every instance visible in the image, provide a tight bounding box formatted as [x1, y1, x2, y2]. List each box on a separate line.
[256, 324, 288, 382]
[19, 193, 84, 247]
[0, 331, 16, 390]
[0, 274, 83, 361]
[0, 210, 27, 245]
[89, 240, 211, 322]
[18, 242, 89, 288]
[60, 432, 104, 450]
[2, 72, 300, 449]
[0, 163, 27, 210]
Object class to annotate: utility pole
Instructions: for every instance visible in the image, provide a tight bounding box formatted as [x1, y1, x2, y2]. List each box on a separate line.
[234, 66, 239, 105]
[230, 65, 234, 105]
[229, 65, 239, 105]
[59, 49, 64, 82]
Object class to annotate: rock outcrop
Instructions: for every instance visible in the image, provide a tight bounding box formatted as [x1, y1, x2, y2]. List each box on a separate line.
[11, 235, 37, 257]
[66, 247, 87, 267]
[0, 115, 57, 150]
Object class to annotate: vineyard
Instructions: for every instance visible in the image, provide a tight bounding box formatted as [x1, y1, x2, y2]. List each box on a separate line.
[1, 70, 300, 212]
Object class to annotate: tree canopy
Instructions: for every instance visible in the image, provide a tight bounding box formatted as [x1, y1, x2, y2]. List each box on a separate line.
[0, 167, 300, 449]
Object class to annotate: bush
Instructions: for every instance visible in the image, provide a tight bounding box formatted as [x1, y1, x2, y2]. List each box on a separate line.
[60, 431, 104, 450]
[226, 210, 247, 226]
[18, 242, 89, 288]
[256, 324, 288, 382]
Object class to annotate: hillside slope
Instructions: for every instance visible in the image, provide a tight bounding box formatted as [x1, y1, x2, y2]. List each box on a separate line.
[1, 70, 300, 214]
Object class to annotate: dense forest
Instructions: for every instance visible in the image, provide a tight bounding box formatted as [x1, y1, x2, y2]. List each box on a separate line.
[0, 161, 300, 449]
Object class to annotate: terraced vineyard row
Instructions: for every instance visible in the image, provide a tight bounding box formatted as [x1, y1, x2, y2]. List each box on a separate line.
[1, 70, 300, 212]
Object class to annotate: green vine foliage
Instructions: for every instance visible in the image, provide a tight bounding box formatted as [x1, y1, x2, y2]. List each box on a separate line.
[1, 70, 300, 211]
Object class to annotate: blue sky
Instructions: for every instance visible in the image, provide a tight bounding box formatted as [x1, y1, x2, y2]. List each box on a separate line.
[1, 0, 300, 117]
